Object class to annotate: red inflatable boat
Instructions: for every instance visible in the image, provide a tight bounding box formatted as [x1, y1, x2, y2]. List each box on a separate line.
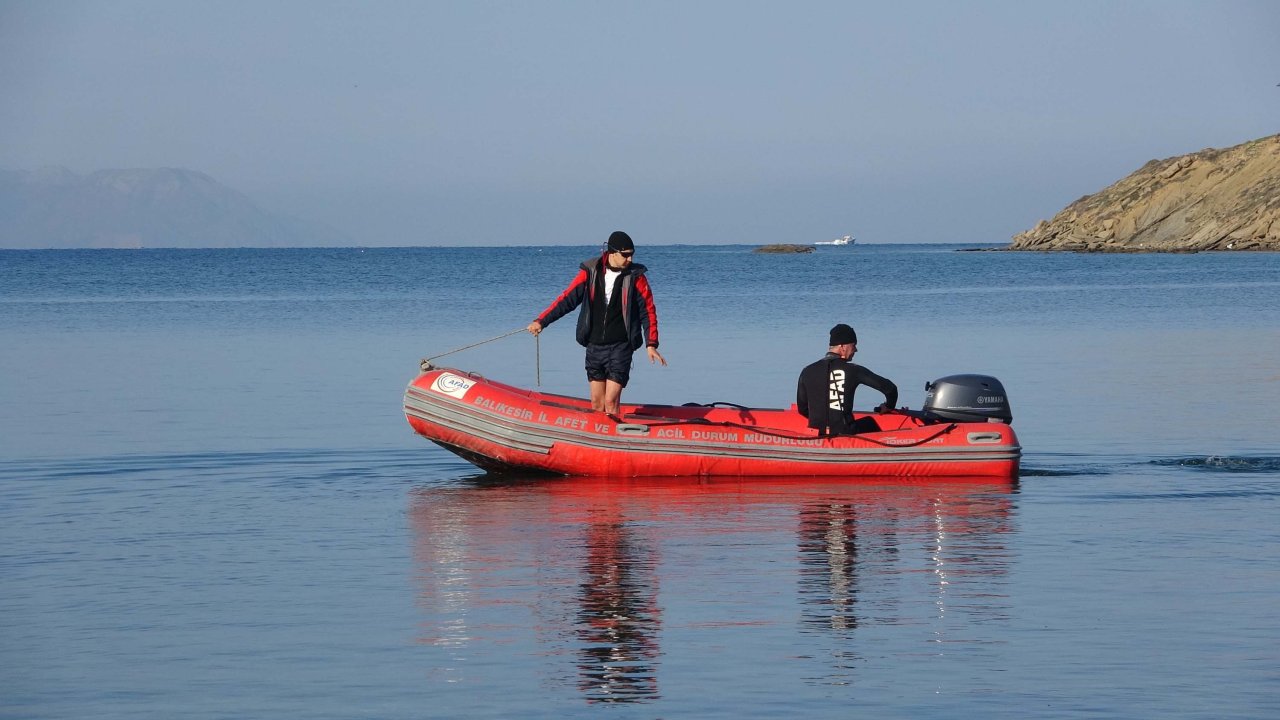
[404, 363, 1021, 479]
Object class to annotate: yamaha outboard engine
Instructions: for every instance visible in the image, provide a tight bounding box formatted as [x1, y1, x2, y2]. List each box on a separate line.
[922, 374, 1012, 424]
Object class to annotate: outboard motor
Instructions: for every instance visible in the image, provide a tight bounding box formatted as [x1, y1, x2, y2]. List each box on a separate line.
[922, 374, 1013, 424]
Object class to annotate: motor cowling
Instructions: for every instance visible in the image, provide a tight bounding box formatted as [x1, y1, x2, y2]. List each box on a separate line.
[922, 374, 1012, 424]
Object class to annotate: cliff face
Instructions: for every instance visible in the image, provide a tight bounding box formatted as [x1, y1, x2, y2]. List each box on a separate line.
[1010, 134, 1280, 252]
[0, 167, 350, 249]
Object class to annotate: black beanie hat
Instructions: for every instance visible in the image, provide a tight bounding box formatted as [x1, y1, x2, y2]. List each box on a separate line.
[829, 323, 857, 346]
[607, 231, 634, 252]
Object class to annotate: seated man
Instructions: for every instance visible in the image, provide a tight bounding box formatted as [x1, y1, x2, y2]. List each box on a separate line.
[796, 323, 898, 436]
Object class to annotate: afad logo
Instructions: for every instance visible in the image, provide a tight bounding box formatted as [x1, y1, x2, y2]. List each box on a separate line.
[430, 373, 476, 400]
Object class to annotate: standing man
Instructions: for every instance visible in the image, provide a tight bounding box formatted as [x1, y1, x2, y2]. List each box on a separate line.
[797, 323, 897, 436]
[527, 231, 666, 415]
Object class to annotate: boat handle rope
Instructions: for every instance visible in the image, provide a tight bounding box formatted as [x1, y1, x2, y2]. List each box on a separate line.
[417, 335, 961, 445]
[681, 401, 751, 410]
[420, 326, 542, 386]
[632, 417, 959, 447]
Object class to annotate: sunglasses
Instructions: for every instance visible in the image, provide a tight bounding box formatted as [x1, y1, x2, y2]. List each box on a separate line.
[615, 250, 634, 258]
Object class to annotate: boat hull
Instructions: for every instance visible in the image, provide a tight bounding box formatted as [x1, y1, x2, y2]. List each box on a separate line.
[404, 367, 1020, 479]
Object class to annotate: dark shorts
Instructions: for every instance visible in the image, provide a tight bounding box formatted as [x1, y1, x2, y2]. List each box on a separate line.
[585, 342, 634, 387]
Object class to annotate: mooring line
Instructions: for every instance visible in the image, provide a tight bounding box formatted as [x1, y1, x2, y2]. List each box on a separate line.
[420, 326, 542, 387]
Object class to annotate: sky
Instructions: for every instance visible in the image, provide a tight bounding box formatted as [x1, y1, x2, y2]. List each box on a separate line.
[1, 0, 1277, 246]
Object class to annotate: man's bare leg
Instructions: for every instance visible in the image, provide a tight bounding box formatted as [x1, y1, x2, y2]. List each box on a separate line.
[603, 380, 625, 415]
[589, 380, 607, 412]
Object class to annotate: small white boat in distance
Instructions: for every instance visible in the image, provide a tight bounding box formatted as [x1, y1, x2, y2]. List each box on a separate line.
[815, 235, 855, 246]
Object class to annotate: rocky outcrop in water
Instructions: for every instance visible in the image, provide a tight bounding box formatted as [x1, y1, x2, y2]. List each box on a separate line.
[754, 243, 814, 254]
[1010, 134, 1280, 252]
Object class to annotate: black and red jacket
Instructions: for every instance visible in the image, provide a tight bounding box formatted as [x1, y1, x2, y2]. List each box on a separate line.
[534, 253, 660, 351]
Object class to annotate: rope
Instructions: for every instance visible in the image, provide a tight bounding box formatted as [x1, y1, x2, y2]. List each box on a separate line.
[418, 325, 543, 386]
[420, 327, 529, 369]
[839, 422, 957, 447]
[630, 417, 958, 447]
[418, 331, 956, 444]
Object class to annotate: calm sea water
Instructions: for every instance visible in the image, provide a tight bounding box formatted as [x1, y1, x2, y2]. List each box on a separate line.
[2, 245, 1278, 718]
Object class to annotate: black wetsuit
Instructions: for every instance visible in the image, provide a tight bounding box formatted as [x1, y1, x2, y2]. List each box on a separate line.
[796, 353, 898, 436]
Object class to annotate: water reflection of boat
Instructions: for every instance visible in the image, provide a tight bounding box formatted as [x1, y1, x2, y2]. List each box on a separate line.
[815, 235, 855, 246]
[410, 475, 1016, 701]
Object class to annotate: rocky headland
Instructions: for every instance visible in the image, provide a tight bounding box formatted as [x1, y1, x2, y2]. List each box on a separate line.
[1009, 133, 1280, 252]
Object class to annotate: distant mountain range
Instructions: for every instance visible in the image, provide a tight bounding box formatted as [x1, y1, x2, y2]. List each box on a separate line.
[0, 167, 350, 249]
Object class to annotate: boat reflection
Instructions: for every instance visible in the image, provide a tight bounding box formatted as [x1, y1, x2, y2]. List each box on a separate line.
[410, 475, 1016, 701]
